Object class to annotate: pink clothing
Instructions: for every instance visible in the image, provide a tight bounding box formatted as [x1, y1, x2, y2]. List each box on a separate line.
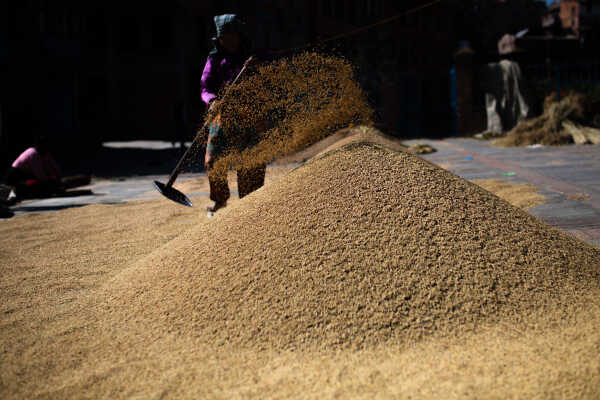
[200, 52, 245, 107]
[12, 147, 61, 181]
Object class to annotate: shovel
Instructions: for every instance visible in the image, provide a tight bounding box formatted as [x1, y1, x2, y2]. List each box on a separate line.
[154, 56, 255, 207]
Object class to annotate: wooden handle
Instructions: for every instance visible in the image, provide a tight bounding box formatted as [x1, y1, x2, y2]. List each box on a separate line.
[165, 56, 256, 188]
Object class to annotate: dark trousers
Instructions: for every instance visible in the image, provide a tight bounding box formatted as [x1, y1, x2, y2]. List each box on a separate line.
[208, 164, 266, 204]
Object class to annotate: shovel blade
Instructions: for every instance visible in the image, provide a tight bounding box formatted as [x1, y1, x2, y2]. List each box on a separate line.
[153, 181, 193, 207]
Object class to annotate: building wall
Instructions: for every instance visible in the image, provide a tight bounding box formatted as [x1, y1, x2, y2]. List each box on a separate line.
[2, 0, 460, 169]
[3, 0, 257, 166]
[312, 0, 458, 137]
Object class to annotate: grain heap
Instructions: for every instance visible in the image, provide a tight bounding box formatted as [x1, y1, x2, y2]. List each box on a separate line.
[273, 125, 408, 164]
[100, 141, 600, 350]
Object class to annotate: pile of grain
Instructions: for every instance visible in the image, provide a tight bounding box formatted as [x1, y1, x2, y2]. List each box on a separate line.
[273, 126, 408, 164]
[98, 141, 600, 350]
[3, 141, 600, 399]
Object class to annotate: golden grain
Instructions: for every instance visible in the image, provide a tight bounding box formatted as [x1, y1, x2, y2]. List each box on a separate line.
[1, 63, 600, 399]
[195, 52, 373, 176]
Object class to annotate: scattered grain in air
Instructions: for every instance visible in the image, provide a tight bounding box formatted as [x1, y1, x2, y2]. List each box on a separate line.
[188, 52, 373, 176]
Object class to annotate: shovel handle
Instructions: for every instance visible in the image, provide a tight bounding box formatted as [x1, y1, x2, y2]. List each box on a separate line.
[165, 56, 255, 188]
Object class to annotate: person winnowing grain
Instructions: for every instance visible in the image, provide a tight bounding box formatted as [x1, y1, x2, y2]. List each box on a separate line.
[201, 14, 268, 214]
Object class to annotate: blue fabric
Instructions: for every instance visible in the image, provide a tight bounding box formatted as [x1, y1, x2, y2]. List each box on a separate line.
[206, 123, 227, 158]
[214, 14, 241, 38]
[206, 121, 262, 160]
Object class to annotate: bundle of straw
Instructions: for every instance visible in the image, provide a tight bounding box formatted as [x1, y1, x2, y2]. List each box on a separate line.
[494, 92, 586, 147]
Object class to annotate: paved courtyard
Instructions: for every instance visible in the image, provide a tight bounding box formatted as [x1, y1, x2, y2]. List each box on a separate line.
[405, 138, 600, 247]
[5, 139, 600, 247]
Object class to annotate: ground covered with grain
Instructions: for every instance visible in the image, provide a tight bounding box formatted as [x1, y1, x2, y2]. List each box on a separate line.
[1, 141, 599, 399]
[471, 179, 546, 210]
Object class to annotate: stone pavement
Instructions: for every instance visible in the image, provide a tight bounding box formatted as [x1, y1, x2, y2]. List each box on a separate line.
[9, 174, 207, 215]
[405, 138, 600, 247]
[7, 140, 206, 216]
[4, 139, 600, 247]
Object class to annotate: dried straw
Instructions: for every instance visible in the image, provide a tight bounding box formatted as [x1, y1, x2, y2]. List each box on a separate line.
[494, 92, 585, 147]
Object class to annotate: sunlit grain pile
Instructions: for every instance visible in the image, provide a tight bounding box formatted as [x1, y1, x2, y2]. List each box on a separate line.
[494, 92, 600, 146]
[97, 142, 600, 352]
[273, 125, 408, 164]
[2, 142, 600, 399]
[200, 52, 373, 176]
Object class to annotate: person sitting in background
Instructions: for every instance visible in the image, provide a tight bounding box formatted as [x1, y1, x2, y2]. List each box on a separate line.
[4, 136, 90, 201]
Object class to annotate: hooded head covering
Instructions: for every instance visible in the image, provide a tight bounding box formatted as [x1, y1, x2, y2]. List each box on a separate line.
[210, 14, 249, 56]
[214, 14, 244, 38]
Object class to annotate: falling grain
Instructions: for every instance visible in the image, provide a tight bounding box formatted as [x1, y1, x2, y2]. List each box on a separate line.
[194, 52, 373, 176]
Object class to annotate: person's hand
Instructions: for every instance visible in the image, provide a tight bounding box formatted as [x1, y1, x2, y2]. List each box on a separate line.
[208, 100, 220, 117]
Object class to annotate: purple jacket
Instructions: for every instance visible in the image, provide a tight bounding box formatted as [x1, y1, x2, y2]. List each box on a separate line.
[200, 52, 246, 107]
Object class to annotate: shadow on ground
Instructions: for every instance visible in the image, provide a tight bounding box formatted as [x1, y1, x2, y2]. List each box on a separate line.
[11, 204, 91, 213]
[63, 146, 206, 179]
